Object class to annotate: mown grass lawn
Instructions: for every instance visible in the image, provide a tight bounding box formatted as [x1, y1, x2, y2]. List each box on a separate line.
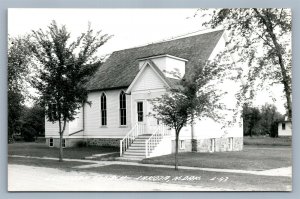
[8, 142, 119, 160]
[8, 157, 90, 171]
[9, 142, 292, 171]
[8, 157, 291, 191]
[142, 146, 292, 171]
[244, 136, 292, 146]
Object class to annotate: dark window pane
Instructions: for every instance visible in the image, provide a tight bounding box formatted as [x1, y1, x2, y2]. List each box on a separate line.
[282, 123, 286, 130]
[101, 93, 107, 126]
[120, 91, 126, 125]
[123, 116, 126, 125]
[138, 113, 143, 122]
[137, 102, 143, 122]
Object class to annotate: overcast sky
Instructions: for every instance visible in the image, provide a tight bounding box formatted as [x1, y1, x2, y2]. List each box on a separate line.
[8, 9, 206, 56]
[8, 8, 287, 114]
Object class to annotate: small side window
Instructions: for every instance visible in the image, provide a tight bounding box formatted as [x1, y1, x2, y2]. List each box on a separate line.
[49, 138, 54, 147]
[282, 123, 286, 130]
[180, 140, 185, 149]
[210, 138, 215, 152]
[62, 139, 66, 148]
[228, 137, 233, 151]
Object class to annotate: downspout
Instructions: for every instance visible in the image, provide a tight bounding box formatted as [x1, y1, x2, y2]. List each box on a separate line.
[69, 105, 85, 137]
[69, 129, 84, 136]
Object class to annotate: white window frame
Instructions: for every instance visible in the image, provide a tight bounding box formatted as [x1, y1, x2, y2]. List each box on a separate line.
[210, 138, 215, 152]
[137, 101, 144, 122]
[100, 92, 107, 126]
[180, 140, 185, 149]
[282, 123, 286, 130]
[62, 139, 66, 148]
[228, 137, 233, 151]
[119, 91, 127, 126]
[49, 138, 54, 147]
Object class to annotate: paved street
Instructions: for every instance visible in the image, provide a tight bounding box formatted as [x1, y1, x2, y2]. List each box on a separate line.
[8, 164, 225, 191]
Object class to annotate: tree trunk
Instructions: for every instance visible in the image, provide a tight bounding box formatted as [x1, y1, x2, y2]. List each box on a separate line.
[58, 120, 67, 162]
[59, 132, 63, 162]
[191, 114, 195, 140]
[174, 132, 179, 170]
[268, 29, 292, 119]
[253, 8, 292, 119]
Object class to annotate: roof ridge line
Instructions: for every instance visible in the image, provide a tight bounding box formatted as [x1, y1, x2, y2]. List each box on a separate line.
[112, 29, 224, 54]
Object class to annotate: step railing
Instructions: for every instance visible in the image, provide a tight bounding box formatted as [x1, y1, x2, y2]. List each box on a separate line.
[120, 123, 145, 156]
[145, 124, 171, 158]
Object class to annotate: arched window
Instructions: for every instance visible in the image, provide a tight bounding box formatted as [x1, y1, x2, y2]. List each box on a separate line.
[120, 91, 126, 125]
[101, 93, 107, 126]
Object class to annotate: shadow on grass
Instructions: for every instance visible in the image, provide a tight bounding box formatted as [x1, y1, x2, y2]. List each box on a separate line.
[141, 145, 292, 171]
[8, 142, 119, 160]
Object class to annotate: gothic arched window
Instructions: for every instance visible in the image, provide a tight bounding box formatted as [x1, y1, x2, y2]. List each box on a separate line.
[120, 91, 126, 125]
[101, 93, 107, 126]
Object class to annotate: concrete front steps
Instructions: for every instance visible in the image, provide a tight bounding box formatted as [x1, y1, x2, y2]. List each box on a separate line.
[117, 134, 152, 162]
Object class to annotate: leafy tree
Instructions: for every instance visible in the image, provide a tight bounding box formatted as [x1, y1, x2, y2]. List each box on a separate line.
[200, 8, 292, 119]
[242, 103, 284, 137]
[242, 104, 261, 137]
[270, 120, 280, 138]
[20, 104, 45, 142]
[29, 21, 111, 161]
[260, 103, 284, 136]
[151, 62, 225, 170]
[8, 91, 25, 142]
[8, 36, 31, 142]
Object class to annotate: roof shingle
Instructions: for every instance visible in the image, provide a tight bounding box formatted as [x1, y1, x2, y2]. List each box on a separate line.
[86, 30, 224, 91]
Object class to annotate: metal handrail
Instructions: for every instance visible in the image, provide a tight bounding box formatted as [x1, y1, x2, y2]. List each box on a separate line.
[145, 124, 171, 158]
[120, 123, 144, 156]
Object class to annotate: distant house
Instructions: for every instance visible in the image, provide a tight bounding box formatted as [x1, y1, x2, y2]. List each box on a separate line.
[278, 120, 292, 137]
[45, 30, 243, 160]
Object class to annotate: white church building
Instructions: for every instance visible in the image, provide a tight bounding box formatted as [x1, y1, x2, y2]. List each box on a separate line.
[45, 30, 243, 160]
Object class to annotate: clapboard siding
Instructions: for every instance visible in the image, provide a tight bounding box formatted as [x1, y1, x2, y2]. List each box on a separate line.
[68, 108, 84, 135]
[84, 89, 131, 138]
[278, 122, 292, 136]
[131, 91, 166, 121]
[45, 107, 84, 138]
[45, 118, 70, 138]
[131, 66, 166, 92]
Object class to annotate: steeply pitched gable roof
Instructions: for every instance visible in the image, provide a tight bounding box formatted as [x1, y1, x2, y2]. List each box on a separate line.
[86, 30, 224, 91]
[126, 59, 180, 93]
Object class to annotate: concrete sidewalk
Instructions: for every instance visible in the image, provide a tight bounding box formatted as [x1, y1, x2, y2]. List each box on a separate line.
[9, 155, 292, 177]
